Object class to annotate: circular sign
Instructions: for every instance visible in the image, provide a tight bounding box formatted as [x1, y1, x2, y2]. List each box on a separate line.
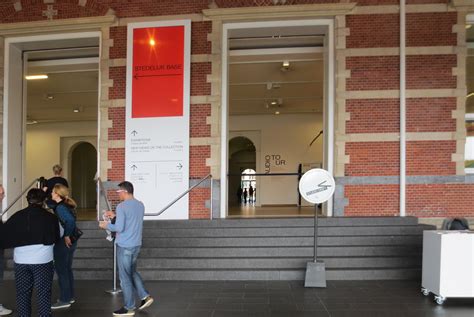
[298, 169, 335, 204]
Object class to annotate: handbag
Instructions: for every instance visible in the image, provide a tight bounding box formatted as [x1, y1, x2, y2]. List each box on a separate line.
[69, 226, 83, 244]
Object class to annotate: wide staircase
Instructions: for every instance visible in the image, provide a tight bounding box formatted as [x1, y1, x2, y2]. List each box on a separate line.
[4, 217, 434, 280]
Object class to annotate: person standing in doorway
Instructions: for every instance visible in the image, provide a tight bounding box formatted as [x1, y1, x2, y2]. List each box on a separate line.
[248, 185, 254, 204]
[43, 164, 69, 209]
[99, 181, 153, 316]
[0, 185, 12, 316]
[237, 186, 243, 204]
[243, 188, 248, 204]
[51, 184, 78, 310]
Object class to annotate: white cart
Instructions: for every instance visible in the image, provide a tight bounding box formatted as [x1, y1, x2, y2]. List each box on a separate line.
[421, 231, 474, 305]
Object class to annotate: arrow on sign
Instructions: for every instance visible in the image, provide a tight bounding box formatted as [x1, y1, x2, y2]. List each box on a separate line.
[134, 73, 180, 80]
[131, 130, 138, 136]
[177, 163, 183, 170]
[131, 165, 138, 171]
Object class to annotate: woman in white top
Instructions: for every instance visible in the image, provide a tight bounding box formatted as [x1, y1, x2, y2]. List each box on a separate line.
[1, 188, 59, 317]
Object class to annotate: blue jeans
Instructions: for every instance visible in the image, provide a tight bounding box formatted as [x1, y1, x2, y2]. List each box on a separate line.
[117, 245, 148, 310]
[54, 240, 77, 303]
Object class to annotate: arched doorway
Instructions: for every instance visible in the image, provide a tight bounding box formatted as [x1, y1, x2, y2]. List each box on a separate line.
[228, 137, 256, 208]
[70, 142, 97, 217]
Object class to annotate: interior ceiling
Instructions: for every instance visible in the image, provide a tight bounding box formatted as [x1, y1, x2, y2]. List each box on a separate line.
[229, 25, 325, 116]
[26, 46, 99, 124]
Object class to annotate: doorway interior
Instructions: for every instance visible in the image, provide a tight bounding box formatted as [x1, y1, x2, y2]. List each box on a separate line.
[221, 20, 334, 218]
[3, 33, 100, 219]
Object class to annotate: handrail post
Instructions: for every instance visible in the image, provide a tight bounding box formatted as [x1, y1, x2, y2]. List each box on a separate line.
[210, 177, 213, 220]
[97, 177, 121, 295]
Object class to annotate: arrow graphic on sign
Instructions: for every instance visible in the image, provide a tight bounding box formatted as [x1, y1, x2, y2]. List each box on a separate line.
[134, 73, 181, 80]
[131, 130, 138, 136]
[131, 165, 138, 171]
[177, 163, 183, 170]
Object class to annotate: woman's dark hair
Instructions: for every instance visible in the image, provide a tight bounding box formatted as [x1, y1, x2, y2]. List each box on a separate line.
[26, 188, 46, 206]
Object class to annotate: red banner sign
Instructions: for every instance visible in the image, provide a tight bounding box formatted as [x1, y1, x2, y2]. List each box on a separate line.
[132, 26, 184, 118]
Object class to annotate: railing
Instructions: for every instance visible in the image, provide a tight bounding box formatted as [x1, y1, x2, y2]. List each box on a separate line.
[146, 174, 213, 218]
[0, 177, 44, 218]
[97, 174, 213, 295]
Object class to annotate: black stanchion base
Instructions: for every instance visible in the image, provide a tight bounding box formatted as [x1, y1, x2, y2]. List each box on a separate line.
[106, 289, 122, 295]
[304, 261, 327, 288]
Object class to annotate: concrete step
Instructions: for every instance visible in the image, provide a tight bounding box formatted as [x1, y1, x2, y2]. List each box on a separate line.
[2, 217, 433, 281]
[78, 225, 428, 238]
[77, 216, 420, 230]
[72, 235, 423, 248]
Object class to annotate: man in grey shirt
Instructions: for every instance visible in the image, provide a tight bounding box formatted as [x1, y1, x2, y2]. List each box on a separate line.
[99, 181, 153, 316]
[0, 185, 12, 315]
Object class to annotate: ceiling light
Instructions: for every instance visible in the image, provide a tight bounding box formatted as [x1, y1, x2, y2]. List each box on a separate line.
[73, 106, 83, 113]
[271, 101, 277, 105]
[275, 111, 280, 115]
[25, 74, 48, 80]
[149, 39, 156, 46]
[45, 94, 54, 100]
[282, 61, 290, 68]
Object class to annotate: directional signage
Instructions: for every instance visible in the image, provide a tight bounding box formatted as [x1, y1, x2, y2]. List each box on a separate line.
[298, 169, 335, 204]
[126, 21, 191, 219]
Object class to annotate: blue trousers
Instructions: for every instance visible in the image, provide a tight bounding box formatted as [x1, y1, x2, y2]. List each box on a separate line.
[15, 261, 54, 317]
[54, 241, 77, 303]
[117, 245, 149, 310]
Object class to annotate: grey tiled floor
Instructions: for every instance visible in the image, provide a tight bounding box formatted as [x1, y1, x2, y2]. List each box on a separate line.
[1, 280, 473, 316]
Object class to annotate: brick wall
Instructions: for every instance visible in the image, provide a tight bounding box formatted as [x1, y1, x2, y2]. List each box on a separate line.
[1, 0, 471, 219]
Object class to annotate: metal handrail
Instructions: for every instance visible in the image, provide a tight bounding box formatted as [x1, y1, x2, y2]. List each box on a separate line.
[0, 177, 42, 218]
[146, 174, 213, 217]
[97, 177, 112, 211]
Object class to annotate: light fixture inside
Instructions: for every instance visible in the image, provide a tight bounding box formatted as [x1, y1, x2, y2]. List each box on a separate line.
[149, 38, 156, 46]
[282, 61, 290, 68]
[466, 25, 472, 29]
[44, 94, 54, 100]
[467, 92, 474, 98]
[275, 111, 280, 115]
[25, 74, 48, 80]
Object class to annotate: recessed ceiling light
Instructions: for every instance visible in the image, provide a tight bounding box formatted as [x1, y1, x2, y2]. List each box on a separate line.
[25, 74, 48, 80]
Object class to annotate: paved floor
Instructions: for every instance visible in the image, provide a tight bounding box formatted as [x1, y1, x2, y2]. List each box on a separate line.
[1, 280, 473, 316]
[228, 205, 317, 218]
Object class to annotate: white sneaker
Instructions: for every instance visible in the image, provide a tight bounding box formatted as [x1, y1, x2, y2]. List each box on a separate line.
[0, 305, 12, 316]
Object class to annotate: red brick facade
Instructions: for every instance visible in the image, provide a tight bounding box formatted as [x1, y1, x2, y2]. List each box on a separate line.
[1, 0, 472, 219]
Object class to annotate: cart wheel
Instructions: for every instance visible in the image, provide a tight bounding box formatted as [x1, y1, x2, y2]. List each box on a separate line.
[421, 288, 429, 296]
[434, 295, 446, 305]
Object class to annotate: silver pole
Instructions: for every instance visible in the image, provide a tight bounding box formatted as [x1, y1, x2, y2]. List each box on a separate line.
[106, 243, 121, 295]
[210, 178, 213, 220]
[314, 204, 318, 262]
[98, 178, 121, 295]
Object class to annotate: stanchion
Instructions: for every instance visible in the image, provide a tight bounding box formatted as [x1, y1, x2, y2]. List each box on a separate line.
[106, 243, 121, 295]
[97, 178, 122, 295]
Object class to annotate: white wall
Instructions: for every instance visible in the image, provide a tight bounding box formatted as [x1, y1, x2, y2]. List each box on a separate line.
[26, 121, 97, 183]
[229, 113, 323, 206]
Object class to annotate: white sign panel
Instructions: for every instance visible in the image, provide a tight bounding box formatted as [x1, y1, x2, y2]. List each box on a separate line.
[125, 20, 191, 219]
[298, 169, 335, 204]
